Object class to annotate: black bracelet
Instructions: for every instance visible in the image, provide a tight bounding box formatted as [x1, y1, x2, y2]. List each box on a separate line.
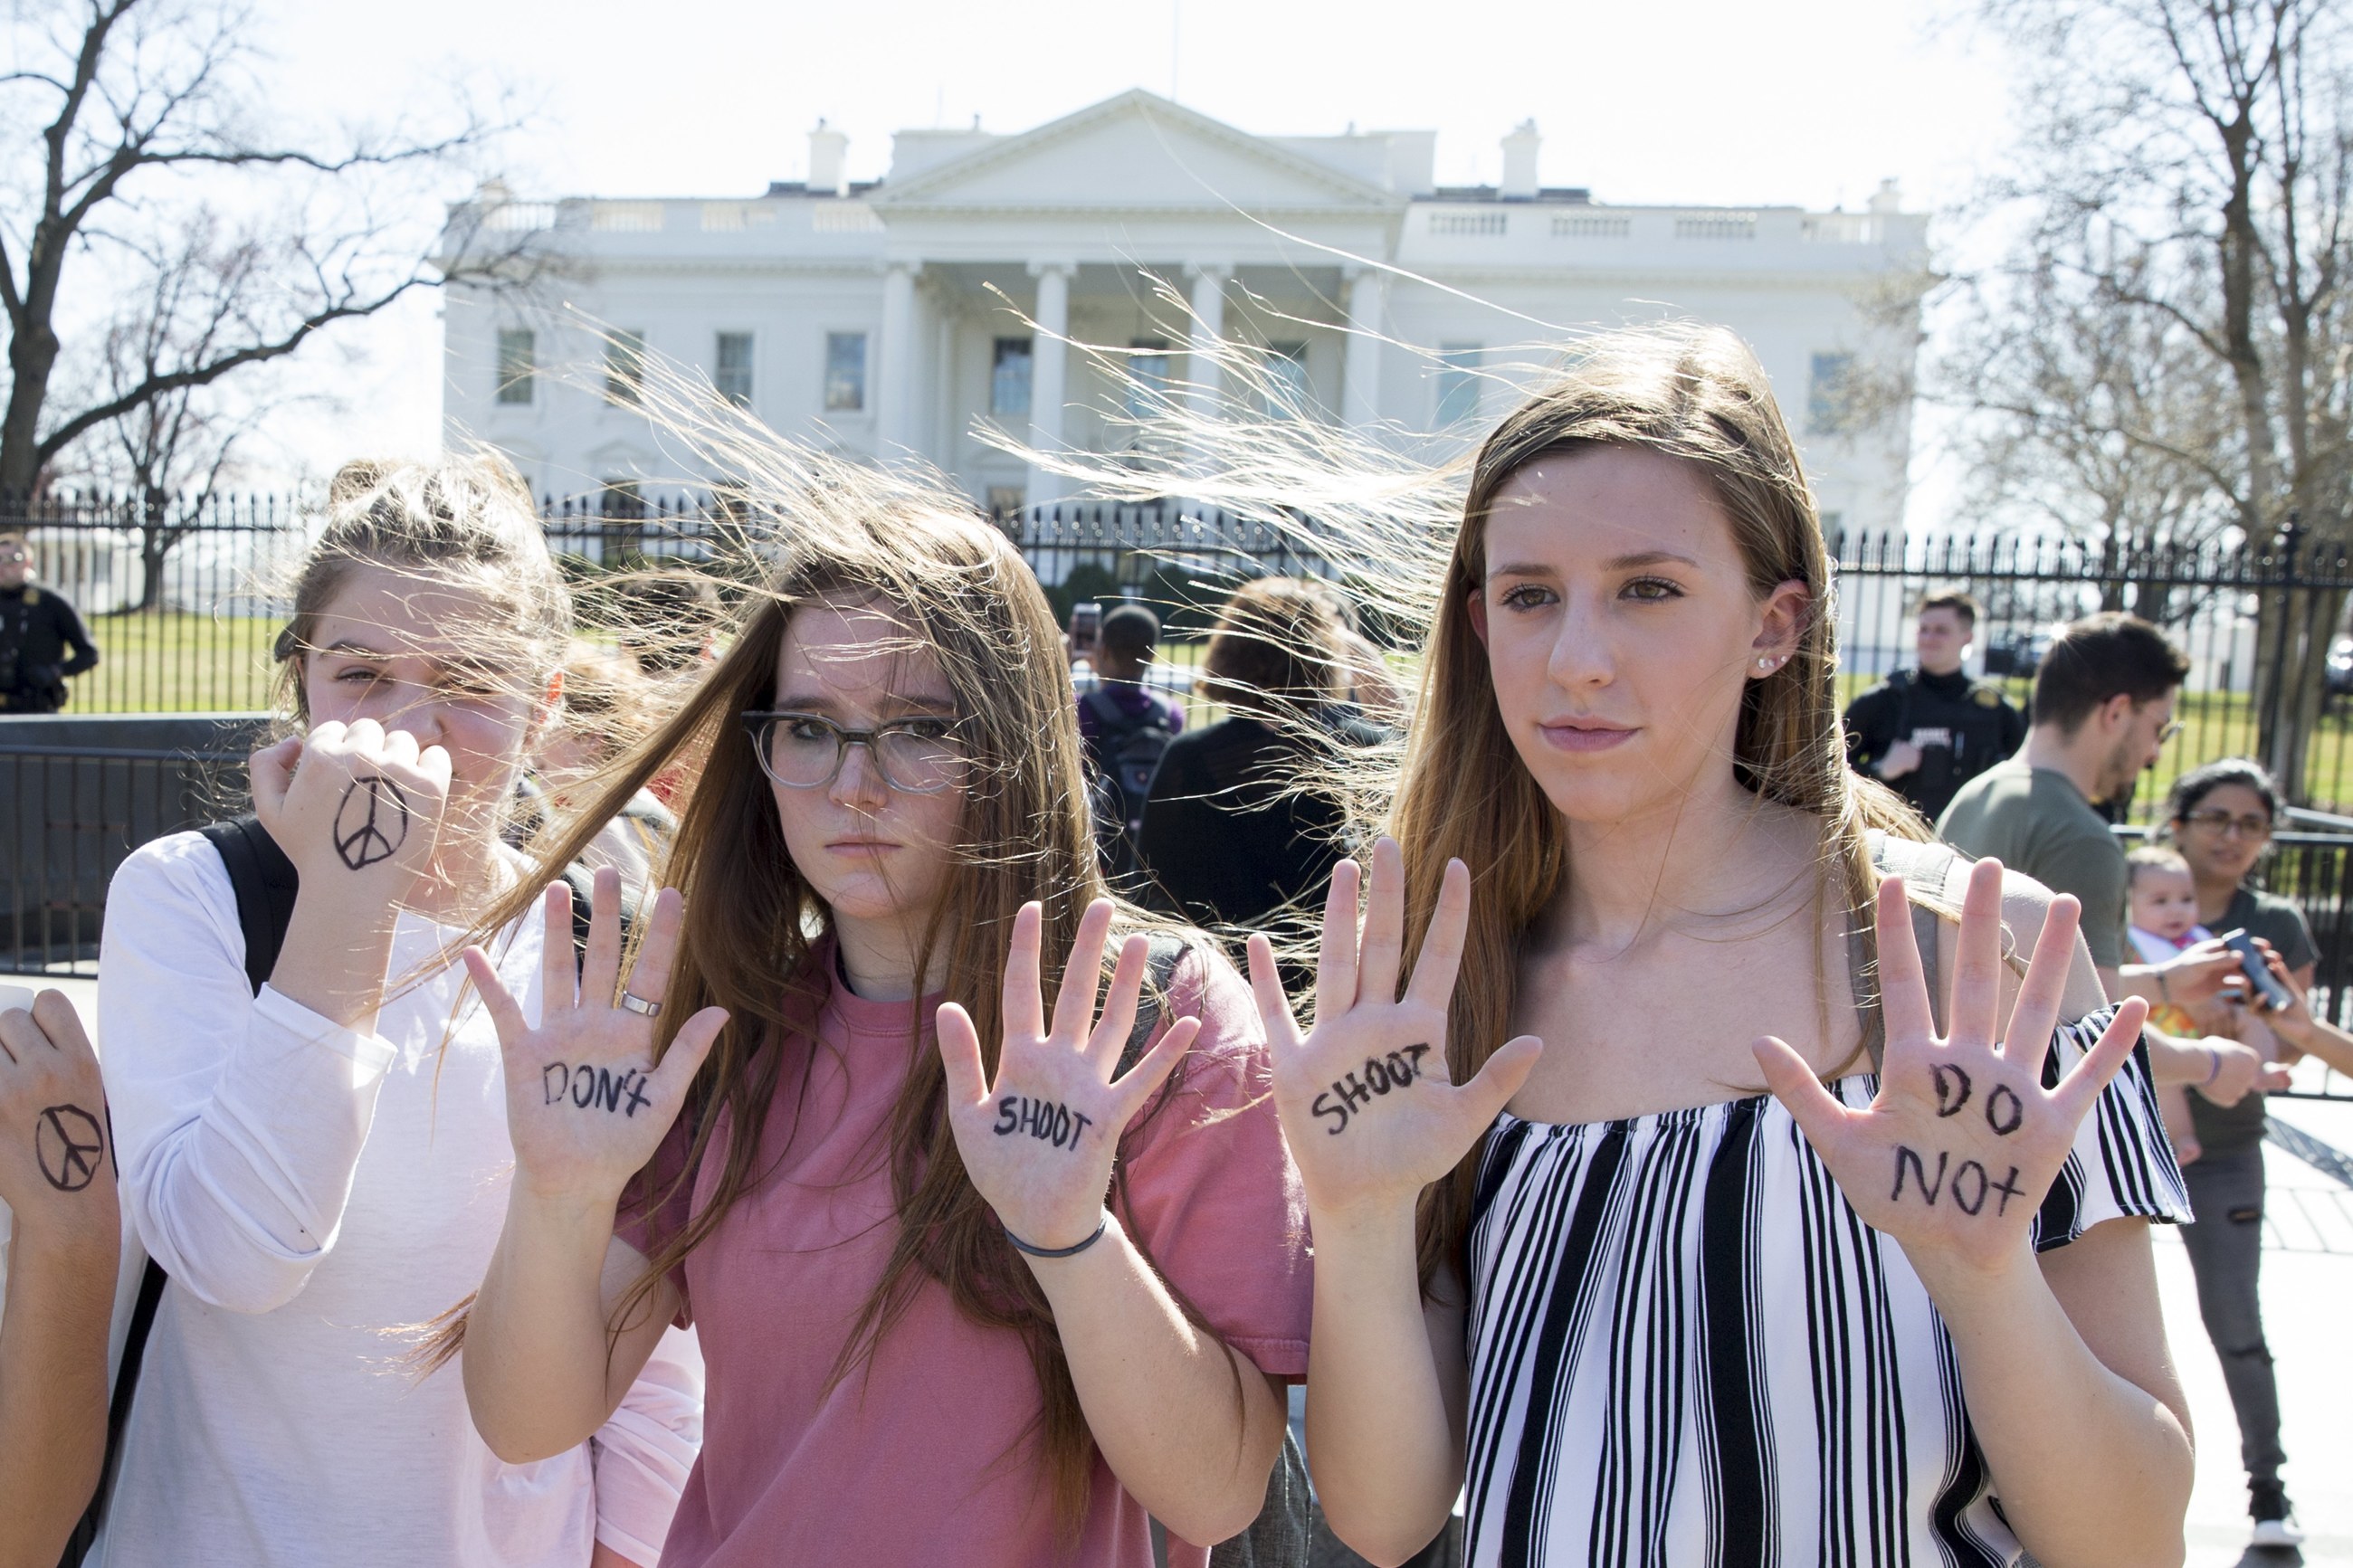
[1003, 1210, 1110, 1259]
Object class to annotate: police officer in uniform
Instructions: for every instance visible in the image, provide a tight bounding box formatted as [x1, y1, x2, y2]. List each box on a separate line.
[0, 532, 100, 712]
[1843, 587, 2024, 823]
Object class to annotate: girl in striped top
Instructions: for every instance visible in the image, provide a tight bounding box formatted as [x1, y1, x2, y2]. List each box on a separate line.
[1239, 326, 2196, 1567]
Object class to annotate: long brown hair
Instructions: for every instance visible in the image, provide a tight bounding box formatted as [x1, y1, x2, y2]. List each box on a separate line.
[1389, 325, 1929, 1284]
[456, 446, 1225, 1534]
[993, 316, 1932, 1288]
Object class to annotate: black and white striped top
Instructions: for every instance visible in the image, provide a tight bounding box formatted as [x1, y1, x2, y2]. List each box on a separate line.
[1462, 1010, 2188, 1566]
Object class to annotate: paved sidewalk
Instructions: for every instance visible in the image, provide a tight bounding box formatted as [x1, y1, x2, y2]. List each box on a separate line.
[2169, 1103, 2353, 1568]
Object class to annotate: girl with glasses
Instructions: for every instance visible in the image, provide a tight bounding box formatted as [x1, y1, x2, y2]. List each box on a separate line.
[449, 442, 1310, 1566]
[2158, 757, 2315, 1547]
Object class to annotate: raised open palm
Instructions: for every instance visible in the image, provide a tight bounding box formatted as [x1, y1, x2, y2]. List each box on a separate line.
[938, 898, 1198, 1254]
[464, 869, 729, 1206]
[1753, 856, 2148, 1276]
[1250, 837, 1542, 1221]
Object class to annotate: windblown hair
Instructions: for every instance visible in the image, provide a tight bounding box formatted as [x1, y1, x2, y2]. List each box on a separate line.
[1196, 576, 1347, 717]
[1004, 317, 1931, 1290]
[1387, 326, 1931, 1286]
[436, 366, 1227, 1538]
[271, 453, 570, 729]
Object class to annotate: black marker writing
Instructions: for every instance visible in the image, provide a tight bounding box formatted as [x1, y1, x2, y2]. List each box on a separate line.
[1932, 1064, 1972, 1118]
[1983, 1083, 2024, 1137]
[541, 1062, 654, 1117]
[333, 774, 411, 871]
[1891, 1145, 2028, 1217]
[994, 1095, 1092, 1151]
[1311, 1043, 1435, 1136]
[1892, 1145, 1948, 1204]
[34, 1104, 104, 1193]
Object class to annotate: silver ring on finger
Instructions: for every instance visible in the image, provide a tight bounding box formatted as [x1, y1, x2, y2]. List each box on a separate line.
[619, 992, 662, 1018]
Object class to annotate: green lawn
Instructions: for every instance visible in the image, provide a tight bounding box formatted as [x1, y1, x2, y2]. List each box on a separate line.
[1834, 670, 2353, 820]
[52, 618, 2353, 819]
[58, 611, 278, 714]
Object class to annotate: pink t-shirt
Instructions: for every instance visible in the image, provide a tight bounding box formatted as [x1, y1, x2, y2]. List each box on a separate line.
[619, 942, 1311, 1567]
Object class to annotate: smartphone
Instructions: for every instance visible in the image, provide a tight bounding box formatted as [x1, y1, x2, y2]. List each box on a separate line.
[1069, 601, 1102, 646]
[2217, 928, 2297, 1011]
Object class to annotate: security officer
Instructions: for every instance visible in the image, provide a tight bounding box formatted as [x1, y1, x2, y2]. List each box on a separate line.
[1844, 587, 2024, 823]
[0, 531, 100, 712]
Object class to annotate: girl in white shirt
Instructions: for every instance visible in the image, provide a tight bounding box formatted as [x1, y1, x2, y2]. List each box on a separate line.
[91, 456, 701, 1568]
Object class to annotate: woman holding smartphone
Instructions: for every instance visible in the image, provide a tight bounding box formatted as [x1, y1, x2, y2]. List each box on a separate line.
[1239, 326, 2196, 1566]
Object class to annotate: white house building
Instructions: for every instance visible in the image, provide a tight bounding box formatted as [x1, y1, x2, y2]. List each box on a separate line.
[440, 90, 1926, 537]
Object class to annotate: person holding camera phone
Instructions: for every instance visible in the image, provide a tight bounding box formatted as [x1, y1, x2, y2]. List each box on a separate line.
[0, 986, 119, 1567]
[2156, 759, 2319, 1549]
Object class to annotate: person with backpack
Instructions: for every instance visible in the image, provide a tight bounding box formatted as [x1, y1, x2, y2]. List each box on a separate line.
[1232, 328, 2192, 1566]
[0, 986, 118, 1566]
[1076, 603, 1184, 875]
[448, 465, 1312, 1567]
[86, 456, 702, 1568]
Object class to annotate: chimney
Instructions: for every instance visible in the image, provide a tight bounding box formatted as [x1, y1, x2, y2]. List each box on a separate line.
[1500, 119, 1540, 200]
[808, 119, 848, 196]
[1869, 177, 1901, 214]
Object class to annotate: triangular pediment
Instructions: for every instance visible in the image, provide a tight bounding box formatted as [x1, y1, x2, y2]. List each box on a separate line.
[874, 90, 1399, 214]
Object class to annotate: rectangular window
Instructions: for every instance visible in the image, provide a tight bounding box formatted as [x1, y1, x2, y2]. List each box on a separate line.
[495, 328, 535, 405]
[604, 329, 649, 406]
[1808, 353, 1856, 433]
[714, 331, 754, 406]
[824, 331, 868, 412]
[1263, 341, 1311, 418]
[1125, 337, 1172, 423]
[991, 337, 1034, 420]
[1436, 343, 1484, 425]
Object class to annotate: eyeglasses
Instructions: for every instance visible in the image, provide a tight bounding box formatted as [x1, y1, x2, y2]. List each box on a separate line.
[2158, 719, 2185, 745]
[2181, 808, 2273, 839]
[741, 708, 964, 794]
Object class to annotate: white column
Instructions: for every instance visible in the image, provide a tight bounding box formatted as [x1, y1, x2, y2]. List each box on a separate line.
[1341, 266, 1386, 431]
[877, 259, 922, 455]
[1185, 262, 1230, 411]
[1026, 261, 1074, 507]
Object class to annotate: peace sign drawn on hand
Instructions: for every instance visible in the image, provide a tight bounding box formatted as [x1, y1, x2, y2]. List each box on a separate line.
[35, 1104, 105, 1192]
[1248, 837, 1543, 1222]
[463, 868, 730, 1207]
[937, 898, 1201, 1255]
[332, 774, 410, 870]
[1752, 856, 2149, 1278]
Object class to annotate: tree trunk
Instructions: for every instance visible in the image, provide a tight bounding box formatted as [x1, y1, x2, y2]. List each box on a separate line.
[2254, 571, 2345, 807]
[1, 319, 61, 495]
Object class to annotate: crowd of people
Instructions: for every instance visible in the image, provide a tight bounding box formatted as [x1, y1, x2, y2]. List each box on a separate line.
[0, 321, 2339, 1567]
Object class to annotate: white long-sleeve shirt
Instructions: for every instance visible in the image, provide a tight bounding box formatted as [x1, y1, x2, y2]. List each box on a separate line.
[90, 830, 702, 1568]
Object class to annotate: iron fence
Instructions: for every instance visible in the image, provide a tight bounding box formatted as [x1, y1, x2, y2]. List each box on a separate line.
[12, 496, 2353, 815]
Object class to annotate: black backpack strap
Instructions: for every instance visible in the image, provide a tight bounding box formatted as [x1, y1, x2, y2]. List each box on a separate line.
[1082, 685, 1133, 736]
[70, 817, 296, 1564]
[197, 815, 300, 996]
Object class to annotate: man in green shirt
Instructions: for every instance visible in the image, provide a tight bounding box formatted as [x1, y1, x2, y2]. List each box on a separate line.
[1938, 612, 2284, 1106]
